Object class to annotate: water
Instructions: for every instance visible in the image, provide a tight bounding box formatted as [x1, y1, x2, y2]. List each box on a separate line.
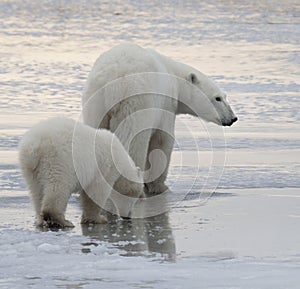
[0, 1, 300, 288]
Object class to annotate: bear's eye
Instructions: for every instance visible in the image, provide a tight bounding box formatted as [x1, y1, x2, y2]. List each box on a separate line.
[215, 97, 222, 102]
[190, 73, 197, 84]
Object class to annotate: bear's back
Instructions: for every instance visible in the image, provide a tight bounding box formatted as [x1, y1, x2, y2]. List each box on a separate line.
[84, 44, 169, 97]
[20, 117, 75, 154]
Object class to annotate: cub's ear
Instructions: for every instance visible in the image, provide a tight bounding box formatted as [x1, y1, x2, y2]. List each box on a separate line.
[187, 73, 199, 84]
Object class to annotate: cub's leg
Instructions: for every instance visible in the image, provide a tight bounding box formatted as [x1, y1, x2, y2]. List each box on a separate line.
[80, 190, 107, 224]
[41, 181, 75, 228]
[27, 179, 44, 226]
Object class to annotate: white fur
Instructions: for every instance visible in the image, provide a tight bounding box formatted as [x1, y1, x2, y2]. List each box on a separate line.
[19, 117, 144, 228]
[82, 43, 237, 194]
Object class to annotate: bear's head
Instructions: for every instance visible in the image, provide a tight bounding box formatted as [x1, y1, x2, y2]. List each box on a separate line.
[178, 71, 238, 126]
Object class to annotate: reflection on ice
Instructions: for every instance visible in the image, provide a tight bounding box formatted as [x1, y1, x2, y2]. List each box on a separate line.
[81, 213, 176, 261]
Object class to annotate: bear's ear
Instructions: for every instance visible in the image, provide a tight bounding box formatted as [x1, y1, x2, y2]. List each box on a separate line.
[187, 73, 199, 84]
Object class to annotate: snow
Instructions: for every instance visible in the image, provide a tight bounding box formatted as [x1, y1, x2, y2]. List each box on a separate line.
[1, 0, 300, 288]
[1, 226, 300, 289]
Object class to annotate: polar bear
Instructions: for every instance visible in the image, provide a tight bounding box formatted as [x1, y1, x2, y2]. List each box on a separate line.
[82, 43, 237, 194]
[19, 117, 144, 228]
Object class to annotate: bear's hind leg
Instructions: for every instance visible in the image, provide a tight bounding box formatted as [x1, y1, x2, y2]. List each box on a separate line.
[41, 183, 74, 228]
[28, 180, 44, 226]
[80, 190, 108, 224]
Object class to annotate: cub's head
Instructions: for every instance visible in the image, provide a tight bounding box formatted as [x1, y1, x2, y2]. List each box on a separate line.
[179, 71, 238, 126]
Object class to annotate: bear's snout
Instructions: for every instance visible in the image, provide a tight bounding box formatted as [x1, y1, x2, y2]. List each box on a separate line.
[222, 116, 238, 126]
[231, 116, 238, 124]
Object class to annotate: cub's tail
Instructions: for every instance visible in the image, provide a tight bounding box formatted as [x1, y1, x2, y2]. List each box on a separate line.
[18, 134, 42, 185]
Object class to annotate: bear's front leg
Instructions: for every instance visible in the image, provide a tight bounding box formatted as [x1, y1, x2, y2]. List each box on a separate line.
[144, 129, 174, 195]
[144, 182, 169, 195]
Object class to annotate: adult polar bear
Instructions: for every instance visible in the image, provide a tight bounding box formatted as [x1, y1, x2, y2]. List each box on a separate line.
[82, 43, 237, 194]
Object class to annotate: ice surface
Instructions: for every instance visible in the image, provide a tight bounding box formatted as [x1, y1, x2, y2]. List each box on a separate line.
[0, 0, 300, 288]
[1, 189, 300, 288]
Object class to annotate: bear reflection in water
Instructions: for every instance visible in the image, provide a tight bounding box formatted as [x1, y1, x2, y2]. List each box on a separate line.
[81, 212, 176, 261]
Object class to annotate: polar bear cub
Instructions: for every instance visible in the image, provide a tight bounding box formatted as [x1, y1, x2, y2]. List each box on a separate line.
[19, 117, 144, 228]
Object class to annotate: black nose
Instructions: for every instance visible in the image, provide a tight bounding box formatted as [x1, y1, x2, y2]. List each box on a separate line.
[222, 117, 238, 126]
[232, 117, 238, 123]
